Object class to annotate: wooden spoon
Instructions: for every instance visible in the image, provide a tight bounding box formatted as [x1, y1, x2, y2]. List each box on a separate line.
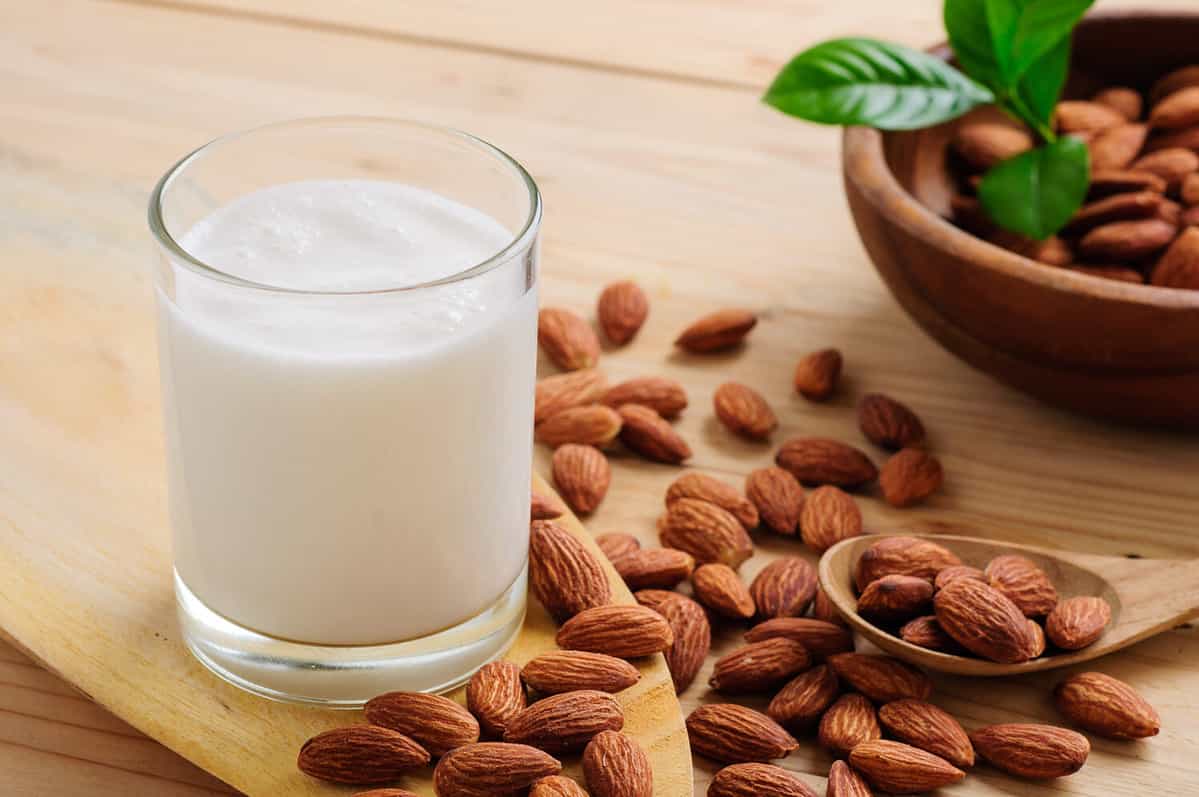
[819, 534, 1199, 676]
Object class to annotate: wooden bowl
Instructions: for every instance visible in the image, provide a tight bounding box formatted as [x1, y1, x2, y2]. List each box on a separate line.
[842, 10, 1199, 429]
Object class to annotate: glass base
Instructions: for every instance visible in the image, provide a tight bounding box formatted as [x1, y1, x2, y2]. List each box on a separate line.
[175, 567, 526, 707]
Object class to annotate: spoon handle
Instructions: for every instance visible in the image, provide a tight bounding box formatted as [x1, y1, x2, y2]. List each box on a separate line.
[1094, 556, 1199, 643]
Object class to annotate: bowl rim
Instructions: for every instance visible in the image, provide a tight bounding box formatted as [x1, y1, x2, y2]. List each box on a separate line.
[841, 9, 1199, 312]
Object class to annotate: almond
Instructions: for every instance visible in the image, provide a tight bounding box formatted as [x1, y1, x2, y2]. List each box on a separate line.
[811, 586, 847, 627]
[934, 565, 986, 590]
[766, 664, 841, 728]
[364, 692, 480, 757]
[601, 376, 688, 418]
[1183, 204, 1199, 225]
[1151, 85, 1199, 128]
[934, 578, 1038, 663]
[714, 382, 778, 440]
[827, 653, 931, 702]
[659, 497, 754, 569]
[878, 699, 974, 769]
[692, 563, 755, 619]
[1078, 218, 1178, 260]
[799, 486, 862, 553]
[687, 703, 799, 763]
[538, 307, 600, 371]
[521, 650, 641, 695]
[854, 536, 962, 591]
[969, 723, 1089, 779]
[708, 763, 818, 797]
[1151, 65, 1199, 104]
[530, 775, 589, 797]
[744, 618, 854, 660]
[503, 690, 623, 752]
[433, 742, 561, 796]
[612, 547, 695, 590]
[556, 604, 674, 659]
[952, 121, 1033, 170]
[746, 466, 804, 535]
[551, 444, 611, 514]
[1063, 190, 1163, 235]
[776, 438, 878, 489]
[856, 575, 934, 625]
[1183, 171, 1199, 204]
[857, 394, 925, 449]
[825, 760, 872, 797]
[710, 638, 811, 694]
[467, 660, 527, 738]
[298, 726, 430, 785]
[989, 230, 1074, 265]
[879, 449, 943, 508]
[898, 615, 964, 653]
[674, 308, 757, 352]
[596, 280, 649, 345]
[751, 556, 818, 618]
[596, 532, 641, 562]
[535, 368, 607, 424]
[1089, 168, 1168, 198]
[529, 519, 611, 622]
[536, 405, 622, 448]
[650, 592, 711, 692]
[1045, 596, 1111, 650]
[1088, 122, 1149, 170]
[1027, 617, 1047, 657]
[666, 472, 759, 530]
[583, 731, 652, 797]
[817, 693, 881, 757]
[1151, 226, 1199, 288]
[632, 588, 677, 614]
[531, 491, 564, 521]
[1056, 100, 1125, 133]
[793, 348, 842, 400]
[1093, 86, 1143, 121]
[617, 403, 692, 463]
[984, 554, 1059, 617]
[1054, 672, 1161, 739]
[1131, 147, 1199, 191]
[847, 740, 965, 793]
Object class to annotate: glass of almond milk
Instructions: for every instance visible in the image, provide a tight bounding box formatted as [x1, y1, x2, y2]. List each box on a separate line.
[149, 118, 540, 705]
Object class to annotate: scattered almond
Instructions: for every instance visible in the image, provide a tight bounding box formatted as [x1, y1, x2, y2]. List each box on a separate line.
[666, 471, 759, 530]
[817, 693, 881, 757]
[766, 664, 841, 729]
[934, 578, 1038, 663]
[601, 376, 688, 418]
[612, 547, 695, 590]
[811, 586, 847, 627]
[535, 368, 607, 424]
[467, 660, 527, 738]
[617, 403, 692, 463]
[878, 699, 974, 769]
[1054, 672, 1161, 740]
[686, 703, 799, 763]
[744, 617, 854, 660]
[521, 650, 641, 695]
[364, 692, 479, 757]
[659, 497, 754, 569]
[827, 652, 932, 702]
[969, 723, 1089, 779]
[675, 309, 757, 352]
[847, 739, 965, 793]
[825, 760, 872, 797]
[793, 348, 842, 400]
[529, 519, 611, 622]
[583, 731, 653, 797]
[503, 690, 623, 753]
[531, 491, 564, 521]
[708, 763, 818, 797]
[776, 437, 878, 489]
[709, 638, 811, 694]
[858, 394, 925, 449]
[1045, 596, 1112, 650]
[853, 536, 962, 591]
[856, 574, 934, 625]
[985, 554, 1059, 617]
[433, 742, 561, 796]
[530, 775, 589, 797]
[746, 466, 804, 535]
[556, 604, 674, 659]
[632, 588, 678, 614]
[596, 281, 649, 345]
[650, 592, 712, 693]
[692, 563, 756, 619]
[551, 444, 611, 514]
[714, 381, 778, 440]
[538, 307, 601, 371]
[298, 726, 431, 785]
[751, 556, 818, 618]
[879, 449, 943, 508]
[596, 532, 641, 562]
[536, 405, 622, 448]
[799, 486, 861, 553]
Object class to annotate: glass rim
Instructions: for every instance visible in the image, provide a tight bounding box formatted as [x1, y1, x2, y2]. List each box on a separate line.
[147, 115, 542, 296]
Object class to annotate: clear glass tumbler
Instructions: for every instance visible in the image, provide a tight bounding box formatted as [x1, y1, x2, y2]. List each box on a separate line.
[149, 118, 540, 705]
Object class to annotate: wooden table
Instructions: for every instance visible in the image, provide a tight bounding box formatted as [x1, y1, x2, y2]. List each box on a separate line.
[3, 0, 1198, 794]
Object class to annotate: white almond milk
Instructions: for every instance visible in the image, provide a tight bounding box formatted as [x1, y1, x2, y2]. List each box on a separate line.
[158, 179, 536, 645]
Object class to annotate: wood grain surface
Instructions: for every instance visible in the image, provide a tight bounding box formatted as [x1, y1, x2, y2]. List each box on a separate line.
[2, 0, 1198, 795]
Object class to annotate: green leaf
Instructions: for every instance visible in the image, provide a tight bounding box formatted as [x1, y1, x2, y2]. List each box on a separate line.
[978, 136, 1089, 239]
[945, 0, 1000, 84]
[763, 38, 994, 130]
[1015, 35, 1071, 129]
[987, 0, 1093, 80]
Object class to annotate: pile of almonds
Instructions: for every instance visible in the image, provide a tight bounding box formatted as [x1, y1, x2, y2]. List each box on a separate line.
[950, 64, 1199, 288]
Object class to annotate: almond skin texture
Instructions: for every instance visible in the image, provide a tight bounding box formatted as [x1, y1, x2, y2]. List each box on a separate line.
[878, 699, 974, 769]
[1151, 64, 1199, 104]
[556, 604, 673, 659]
[692, 563, 756, 619]
[848, 740, 965, 794]
[1183, 171, 1199, 204]
[617, 403, 692, 464]
[503, 690, 624, 753]
[709, 638, 812, 694]
[530, 775, 589, 797]
[1152, 226, 1199, 289]
[581, 731, 653, 797]
[776, 438, 878, 489]
[521, 650, 641, 695]
[898, 616, 964, 654]
[601, 376, 688, 419]
[675, 308, 757, 352]
[856, 575, 934, 625]
[751, 556, 818, 619]
[536, 368, 607, 424]
[612, 547, 695, 590]
[660, 497, 754, 569]
[817, 693, 881, 757]
[952, 121, 1033, 170]
[298, 726, 431, 785]
[879, 449, 943, 508]
[1054, 672, 1161, 740]
[1078, 218, 1177, 261]
[793, 348, 842, 400]
[707, 763, 819, 797]
[686, 704, 799, 763]
[934, 565, 986, 590]
[746, 466, 804, 535]
[1027, 618, 1047, 657]
[536, 405, 622, 448]
[667, 472, 759, 530]
[858, 394, 925, 449]
[364, 692, 480, 757]
[1045, 596, 1112, 650]
[1056, 100, 1125, 133]
[854, 537, 962, 592]
[551, 444, 611, 515]
[596, 532, 641, 562]
[529, 520, 611, 622]
[652, 592, 712, 693]
[826, 760, 872, 797]
[934, 578, 1038, 663]
[799, 486, 861, 553]
[1131, 147, 1199, 190]
[1063, 190, 1163, 234]
[538, 307, 601, 371]
[531, 491, 564, 521]
[970, 724, 1089, 779]
[433, 742, 561, 796]
[632, 588, 678, 614]
[596, 280, 649, 345]
[1088, 122, 1149, 170]
[745, 618, 854, 660]
[1094, 86, 1143, 121]
[714, 382, 778, 440]
[827, 653, 931, 702]
[1088, 168, 1167, 198]
[1151, 85, 1199, 128]
[766, 664, 841, 729]
[467, 660, 527, 738]
[812, 586, 848, 627]
[985, 554, 1059, 617]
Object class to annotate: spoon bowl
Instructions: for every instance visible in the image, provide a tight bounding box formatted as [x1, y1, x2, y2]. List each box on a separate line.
[819, 534, 1199, 676]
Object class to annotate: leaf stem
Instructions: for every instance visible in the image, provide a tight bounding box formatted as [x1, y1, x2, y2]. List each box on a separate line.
[1001, 90, 1056, 144]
